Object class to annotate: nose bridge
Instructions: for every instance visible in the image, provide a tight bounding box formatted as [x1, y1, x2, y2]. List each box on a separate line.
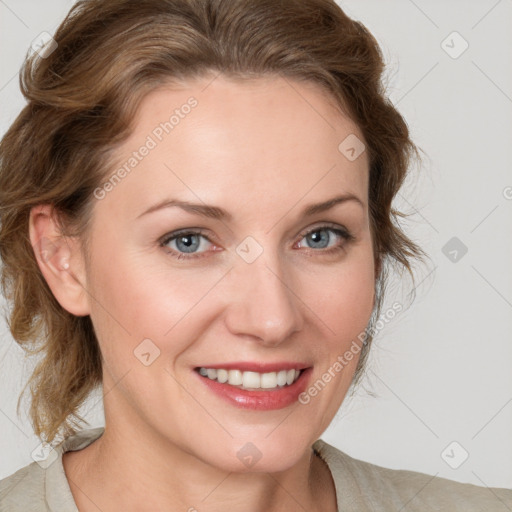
[224, 247, 303, 345]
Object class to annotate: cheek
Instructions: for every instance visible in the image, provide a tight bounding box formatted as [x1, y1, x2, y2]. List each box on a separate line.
[299, 255, 375, 419]
[86, 248, 226, 361]
[304, 253, 376, 337]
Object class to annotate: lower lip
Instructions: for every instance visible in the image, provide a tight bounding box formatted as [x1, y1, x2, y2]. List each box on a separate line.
[195, 368, 313, 410]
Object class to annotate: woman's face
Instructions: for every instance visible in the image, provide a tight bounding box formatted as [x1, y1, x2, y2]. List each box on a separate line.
[81, 74, 376, 472]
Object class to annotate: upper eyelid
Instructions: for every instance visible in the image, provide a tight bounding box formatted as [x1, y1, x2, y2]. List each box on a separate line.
[300, 223, 351, 236]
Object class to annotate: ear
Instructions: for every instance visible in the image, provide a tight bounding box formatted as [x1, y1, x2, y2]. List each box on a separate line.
[29, 204, 90, 316]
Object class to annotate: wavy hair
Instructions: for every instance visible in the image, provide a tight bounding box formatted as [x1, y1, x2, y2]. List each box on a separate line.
[0, 0, 427, 444]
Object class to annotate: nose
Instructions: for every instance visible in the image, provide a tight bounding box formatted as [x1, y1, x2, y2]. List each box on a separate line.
[223, 253, 304, 347]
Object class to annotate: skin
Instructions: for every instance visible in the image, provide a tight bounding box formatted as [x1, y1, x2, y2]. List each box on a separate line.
[30, 74, 377, 512]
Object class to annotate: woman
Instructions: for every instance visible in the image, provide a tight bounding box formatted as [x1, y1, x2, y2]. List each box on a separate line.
[0, 0, 510, 510]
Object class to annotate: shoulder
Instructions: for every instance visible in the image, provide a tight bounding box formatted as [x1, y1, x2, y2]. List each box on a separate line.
[0, 461, 46, 512]
[0, 427, 104, 512]
[313, 439, 512, 512]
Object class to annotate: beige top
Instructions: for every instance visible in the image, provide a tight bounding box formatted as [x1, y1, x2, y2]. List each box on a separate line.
[1, 427, 511, 511]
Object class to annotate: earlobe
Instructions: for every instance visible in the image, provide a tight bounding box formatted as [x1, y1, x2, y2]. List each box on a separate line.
[29, 204, 90, 317]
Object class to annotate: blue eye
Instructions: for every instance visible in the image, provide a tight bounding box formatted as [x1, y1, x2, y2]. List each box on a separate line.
[160, 230, 213, 259]
[159, 224, 354, 261]
[298, 226, 352, 250]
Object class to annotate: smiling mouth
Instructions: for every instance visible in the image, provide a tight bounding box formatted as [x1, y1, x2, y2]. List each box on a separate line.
[194, 367, 305, 391]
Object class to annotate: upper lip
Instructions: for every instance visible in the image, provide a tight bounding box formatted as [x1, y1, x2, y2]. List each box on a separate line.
[195, 362, 312, 373]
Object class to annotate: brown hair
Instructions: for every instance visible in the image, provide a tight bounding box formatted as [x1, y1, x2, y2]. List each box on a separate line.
[0, 0, 427, 444]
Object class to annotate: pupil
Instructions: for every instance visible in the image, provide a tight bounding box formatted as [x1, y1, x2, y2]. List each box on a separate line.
[177, 234, 199, 253]
[308, 230, 328, 248]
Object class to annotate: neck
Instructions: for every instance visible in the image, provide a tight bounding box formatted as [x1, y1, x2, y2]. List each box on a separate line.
[63, 415, 336, 512]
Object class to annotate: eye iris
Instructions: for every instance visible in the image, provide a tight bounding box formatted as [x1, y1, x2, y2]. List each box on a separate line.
[176, 234, 200, 253]
[307, 229, 330, 249]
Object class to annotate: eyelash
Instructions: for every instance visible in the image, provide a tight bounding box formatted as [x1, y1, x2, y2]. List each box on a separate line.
[159, 223, 355, 261]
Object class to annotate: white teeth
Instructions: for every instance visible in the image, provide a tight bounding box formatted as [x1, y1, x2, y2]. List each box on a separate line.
[243, 371, 261, 389]
[261, 372, 276, 389]
[198, 367, 302, 390]
[276, 370, 288, 387]
[228, 369, 243, 385]
[216, 369, 229, 383]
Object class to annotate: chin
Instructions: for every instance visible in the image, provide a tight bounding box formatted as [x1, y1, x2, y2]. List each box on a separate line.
[195, 434, 312, 474]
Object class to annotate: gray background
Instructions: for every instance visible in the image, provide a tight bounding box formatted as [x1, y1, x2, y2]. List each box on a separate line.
[1, 0, 511, 489]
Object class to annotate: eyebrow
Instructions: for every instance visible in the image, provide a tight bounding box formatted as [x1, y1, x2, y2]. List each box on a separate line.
[136, 193, 364, 221]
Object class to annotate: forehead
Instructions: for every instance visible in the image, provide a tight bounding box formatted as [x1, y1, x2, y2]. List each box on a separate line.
[100, 74, 369, 219]
[130, 74, 365, 158]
